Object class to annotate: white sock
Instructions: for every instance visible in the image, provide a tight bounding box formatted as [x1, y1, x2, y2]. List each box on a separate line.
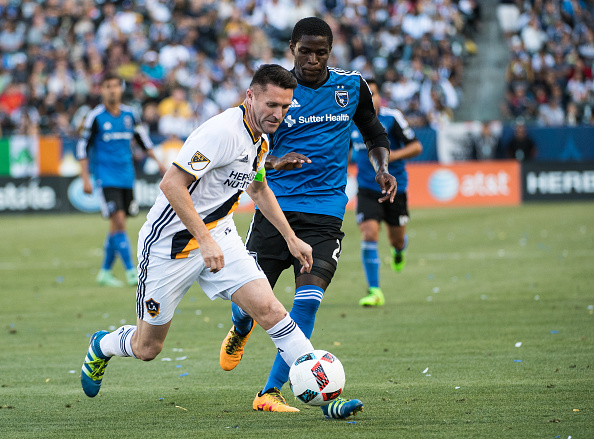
[99, 325, 137, 358]
[266, 313, 314, 366]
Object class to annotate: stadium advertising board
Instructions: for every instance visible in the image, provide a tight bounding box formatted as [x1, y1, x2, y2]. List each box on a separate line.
[521, 162, 594, 201]
[0, 175, 163, 214]
[406, 161, 521, 208]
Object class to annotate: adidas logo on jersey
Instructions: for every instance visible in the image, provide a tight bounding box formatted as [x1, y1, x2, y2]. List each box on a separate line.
[289, 99, 301, 108]
[238, 155, 249, 163]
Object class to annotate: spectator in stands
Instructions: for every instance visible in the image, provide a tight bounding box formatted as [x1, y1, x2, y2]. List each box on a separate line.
[497, 0, 521, 39]
[189, 90, 220, 128]
[469, 121, 501, 160]
[157, 87, 193, 138]
[0, 0, 482, 138]
[140, 51, 166, 84]
[521, 14, 547, 54]
[506, 120, 537, 161]
[537, 96, 565, 126]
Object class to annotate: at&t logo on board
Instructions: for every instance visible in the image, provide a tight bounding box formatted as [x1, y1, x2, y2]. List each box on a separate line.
[428, 169, 459, 202]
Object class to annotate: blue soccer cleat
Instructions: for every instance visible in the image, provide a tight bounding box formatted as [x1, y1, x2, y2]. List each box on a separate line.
[321, 397, 364, 419]
[81, 330, 111, 397]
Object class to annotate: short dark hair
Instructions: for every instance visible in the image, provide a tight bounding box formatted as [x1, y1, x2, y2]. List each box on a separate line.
[101, 73, 122, 85]
[250, 64, 297, 90]
[364, 78, 377, 87]
[291, 17, 333, 47]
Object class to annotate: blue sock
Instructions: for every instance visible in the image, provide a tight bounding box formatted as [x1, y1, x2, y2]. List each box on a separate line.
[231, 302, 253, 335]
[362, 241, 380, 288]
[112, 231, 134, 270]
[263, 285, 324, 392]
[101, 234, 116, 270]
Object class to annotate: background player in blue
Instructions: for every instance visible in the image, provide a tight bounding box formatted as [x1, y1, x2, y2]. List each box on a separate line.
[220, 17, 397, 418]
[351, 79, 423, 307]
[77, 73, 166, 287]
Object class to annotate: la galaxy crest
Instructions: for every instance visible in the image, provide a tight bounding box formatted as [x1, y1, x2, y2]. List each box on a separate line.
[145, 298, 160, 318]
[335, 87, 349, 108]
[189, 151, 210, 171]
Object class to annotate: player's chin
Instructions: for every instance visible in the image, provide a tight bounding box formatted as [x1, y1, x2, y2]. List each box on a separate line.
[262, 121, 280, 134]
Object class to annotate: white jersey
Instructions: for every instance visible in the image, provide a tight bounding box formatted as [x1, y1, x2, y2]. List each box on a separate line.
[138, 104, 268, 260]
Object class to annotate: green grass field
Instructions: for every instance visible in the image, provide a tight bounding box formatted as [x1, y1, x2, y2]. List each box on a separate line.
[1, 202, 593, 438]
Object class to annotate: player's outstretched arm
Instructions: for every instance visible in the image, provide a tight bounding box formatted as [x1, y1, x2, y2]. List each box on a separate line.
[160, 166, 225, 272]
[246, 179, 313, 273]
[265, 152, 311, 171]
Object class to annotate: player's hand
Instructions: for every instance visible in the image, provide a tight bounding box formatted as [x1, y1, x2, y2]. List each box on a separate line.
[82, 179, 93, 195]
[198, 236, 225, 273]
[287, 237, 313, 274]
[269, 152, 311, 171]
[375, 172, 397, 203]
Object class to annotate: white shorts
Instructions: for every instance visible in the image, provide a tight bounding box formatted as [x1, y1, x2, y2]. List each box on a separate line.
[136, 227, 266, 325]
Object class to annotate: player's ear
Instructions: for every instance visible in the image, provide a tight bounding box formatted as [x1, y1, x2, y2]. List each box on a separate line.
[289, 41, 296, 56]
[246, 88, 253, 103]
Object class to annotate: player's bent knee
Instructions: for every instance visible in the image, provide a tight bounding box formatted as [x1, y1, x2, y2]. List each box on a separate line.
[254, 297, 287, 330]
[132, 341, 164, 361]
[135, 346, 162, 362]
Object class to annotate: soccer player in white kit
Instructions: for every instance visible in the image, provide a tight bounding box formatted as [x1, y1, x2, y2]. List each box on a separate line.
[81, 65, 318, 400]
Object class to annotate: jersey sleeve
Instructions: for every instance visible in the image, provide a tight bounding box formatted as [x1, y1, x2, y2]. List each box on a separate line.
[76, 111, 98, 160]
[132, 108, 154, 150]
[353, 77, 389, 150]
[256, 136, 269, 173]
[384, 108, 418, 146]
[172, 123, 235, 181]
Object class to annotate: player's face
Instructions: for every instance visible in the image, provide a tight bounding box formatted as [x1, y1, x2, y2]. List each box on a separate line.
[101, 79, 123, 106]
[248, 84, 293, 135]
[290, 35, 331, 86]
[368, 83, 381, 113]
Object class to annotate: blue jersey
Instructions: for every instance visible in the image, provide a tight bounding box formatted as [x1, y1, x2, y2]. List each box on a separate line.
[76, 104, 153, 189]
[266, 68, 363, 220]
[351, 107, 417, 193]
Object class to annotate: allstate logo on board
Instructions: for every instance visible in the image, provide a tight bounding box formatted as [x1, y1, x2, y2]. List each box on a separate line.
[68, 177, 101, 212]
[428, 169, 459, 202]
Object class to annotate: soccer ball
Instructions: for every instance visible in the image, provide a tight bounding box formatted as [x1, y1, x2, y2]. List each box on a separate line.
[289, 350, 345, 406]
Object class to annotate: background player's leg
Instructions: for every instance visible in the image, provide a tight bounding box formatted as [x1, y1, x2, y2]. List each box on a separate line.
[109, 209, 137, 285]
[96, 211, 127, 287]
[109, 210, 134, 270]
[358, 220, 385, 306]
[388, 225, 408, 272]
[359, 219, 381, 290]
[101, 233, 116, 271]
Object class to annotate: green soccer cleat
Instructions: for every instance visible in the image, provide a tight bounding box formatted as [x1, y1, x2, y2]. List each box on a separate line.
[391, 248, 406, 272]
[126, 268, 139, 286]
[321, 397, 363, 419]
[81, 330, 111, 397]
[96, 269, 124, 287]
[359, 287, 385, 307]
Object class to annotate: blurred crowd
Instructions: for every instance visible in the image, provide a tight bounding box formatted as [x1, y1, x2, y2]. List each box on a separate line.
[0, 0, 480, 138]
[499, 0, 594, 126]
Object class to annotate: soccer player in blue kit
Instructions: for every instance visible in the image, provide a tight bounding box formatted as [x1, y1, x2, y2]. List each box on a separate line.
[220, 17, 397, 418]
[351, 79, 423, 307]
[77, 74, 166, 287]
